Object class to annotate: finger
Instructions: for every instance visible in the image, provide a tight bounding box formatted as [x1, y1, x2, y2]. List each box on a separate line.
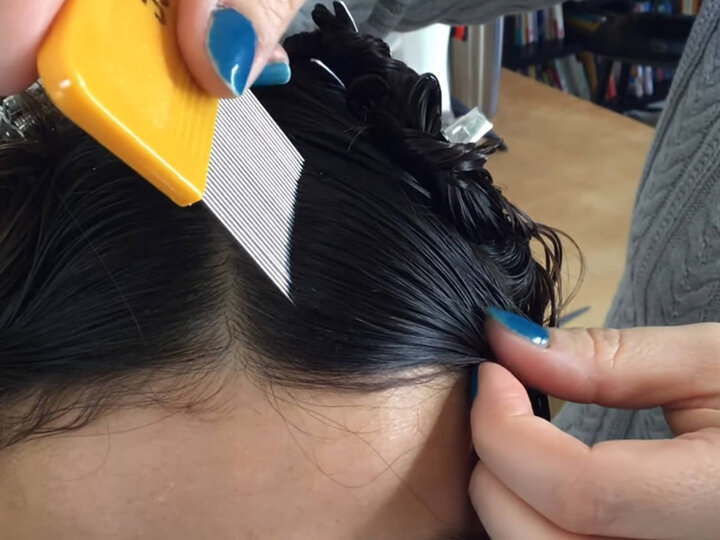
[486, 311, 720, 408]
[0, 0, 66, 95]
[253, 43, 291, 88]
[469, 463, 590, 540]
[267, 43, 289, 66]
[472, 362, 720, 539]
[177, 0, 303, 97]
[665, 407, 720, 435]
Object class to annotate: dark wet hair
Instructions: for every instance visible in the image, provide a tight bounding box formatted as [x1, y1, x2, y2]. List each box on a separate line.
[0, 4, 567, 448]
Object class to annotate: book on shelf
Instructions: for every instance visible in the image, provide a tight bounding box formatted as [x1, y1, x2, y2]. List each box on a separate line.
[567, 56, 592, 100]
[552, 59, 569, 92]
[548, 62, 564, 90]
[518, 55, 667, 104]
[632, 0, 702, 14]
[655, 0, 675, 13]
[579, 51, 598, 95]
[564, 10, 606, 35]
[505, 0, 694, 106]
[552, 4, 565, 40]
[606, 72, 617, 100]
[506, 3, 565, 47]
[542, 8, 554, 40]
[631, 65, 644, 98]
[526, 11, 537, 44]
[643, 66, 654, 96]
[521, 57, 589, 100]
[680, 0, 702, 14]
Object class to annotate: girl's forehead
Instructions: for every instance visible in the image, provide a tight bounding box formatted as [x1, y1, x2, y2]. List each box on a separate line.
[0, 369, 480, 539]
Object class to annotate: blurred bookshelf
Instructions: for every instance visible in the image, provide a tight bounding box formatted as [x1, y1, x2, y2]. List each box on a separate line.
[503, 3, 574, 69]
[498, 0, 700, 120]
[503, 30, 586, 70]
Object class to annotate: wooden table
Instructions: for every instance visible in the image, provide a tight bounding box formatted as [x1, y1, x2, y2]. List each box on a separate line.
[489, 69, 654, 329]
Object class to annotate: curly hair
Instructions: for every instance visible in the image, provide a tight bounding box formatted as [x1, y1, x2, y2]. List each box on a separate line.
[0, 3, 570, 448]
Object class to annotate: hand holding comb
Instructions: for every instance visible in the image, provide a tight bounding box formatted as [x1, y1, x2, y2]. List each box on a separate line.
[37, 0, 304, 297]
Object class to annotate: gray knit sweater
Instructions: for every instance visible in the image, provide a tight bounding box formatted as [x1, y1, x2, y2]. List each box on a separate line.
[293, 0, 720, 443]
[290, 0, 563, 36]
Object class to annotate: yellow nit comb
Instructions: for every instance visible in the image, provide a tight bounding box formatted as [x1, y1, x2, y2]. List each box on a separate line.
[38, 0, 303, 296]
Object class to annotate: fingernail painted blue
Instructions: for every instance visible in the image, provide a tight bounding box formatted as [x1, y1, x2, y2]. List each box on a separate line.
[488, 307, 550, 348]
[469, 365, 479, 400]
[252, 62, 292, 87]
[207, 8, 257, 95]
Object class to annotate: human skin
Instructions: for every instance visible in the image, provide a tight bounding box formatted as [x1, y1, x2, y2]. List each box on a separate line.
[0, 0, 303, 97]
[472, 319, 720, 540]
[0, 366, 482, 539]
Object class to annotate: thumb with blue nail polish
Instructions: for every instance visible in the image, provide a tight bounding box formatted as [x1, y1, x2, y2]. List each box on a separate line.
[177, 0, 306, 98]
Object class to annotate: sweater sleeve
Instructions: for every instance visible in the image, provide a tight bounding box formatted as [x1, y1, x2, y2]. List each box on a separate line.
[290, 0, 567, 37]
[396, 0, 570, 32]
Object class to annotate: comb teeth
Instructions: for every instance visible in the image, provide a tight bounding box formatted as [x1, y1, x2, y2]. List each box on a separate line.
[203, 92, 303, 298]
